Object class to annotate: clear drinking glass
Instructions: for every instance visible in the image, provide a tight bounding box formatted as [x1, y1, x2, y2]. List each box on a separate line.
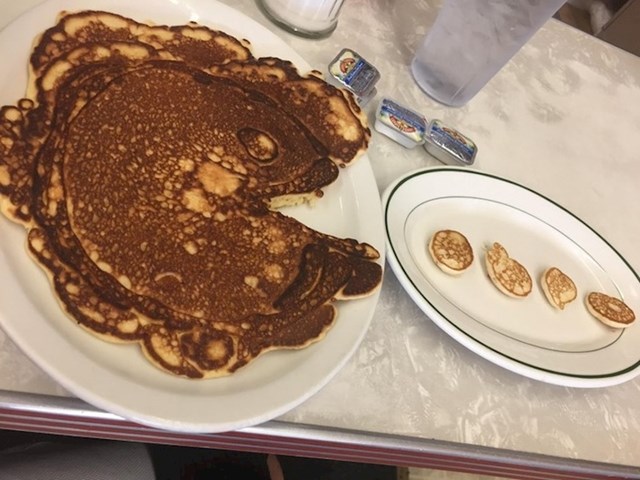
[411, 0, 567, 107]
[256, 0, 346, 38]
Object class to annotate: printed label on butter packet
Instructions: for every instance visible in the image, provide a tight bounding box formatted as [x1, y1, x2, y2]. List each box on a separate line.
[379, 99, 426, 143]
[329, 49, 379, 96]
[430, 120, 476, 162]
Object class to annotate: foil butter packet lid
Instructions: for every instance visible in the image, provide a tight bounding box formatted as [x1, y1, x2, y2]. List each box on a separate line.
[327, 48, 380, 105]
[374, 98, 427, 149]
[424, 119, 477, 166]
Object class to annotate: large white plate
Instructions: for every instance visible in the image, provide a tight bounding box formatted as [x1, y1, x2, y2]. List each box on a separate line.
[0, 0, 384, 432]
[383, 167, 640, 388]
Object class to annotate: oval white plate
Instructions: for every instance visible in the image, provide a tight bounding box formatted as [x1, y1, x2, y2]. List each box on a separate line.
[0, 0, 384, 432]
[383, 167, 640, 388]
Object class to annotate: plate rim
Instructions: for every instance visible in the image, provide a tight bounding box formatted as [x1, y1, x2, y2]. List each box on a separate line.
[0, 0, 385, 431]
[382, 166, 640, 388]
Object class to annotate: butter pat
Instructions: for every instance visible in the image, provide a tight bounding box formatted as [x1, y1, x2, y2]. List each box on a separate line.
[424, 120, 477, 166]
[374, 98, 427, 149]
[328, 48, 379, 106]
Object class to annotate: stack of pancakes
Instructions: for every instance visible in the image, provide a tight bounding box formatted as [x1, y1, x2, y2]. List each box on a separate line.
[0, 11, 382, 378]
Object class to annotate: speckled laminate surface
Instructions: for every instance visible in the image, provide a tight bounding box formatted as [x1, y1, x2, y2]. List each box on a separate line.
[0, 0, 639, 470]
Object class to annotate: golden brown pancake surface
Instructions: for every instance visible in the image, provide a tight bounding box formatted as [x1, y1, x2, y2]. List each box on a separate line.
[585, 292, 636, 329]
[540, 267, 577, 310]
[484, 242, 532, 298]
[30, 10, 253, 80]
[428, 229, 474, 275]
[0, 11, 381, 378]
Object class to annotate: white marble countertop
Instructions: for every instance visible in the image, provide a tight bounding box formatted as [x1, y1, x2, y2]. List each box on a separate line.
[1, 0, 639, 475]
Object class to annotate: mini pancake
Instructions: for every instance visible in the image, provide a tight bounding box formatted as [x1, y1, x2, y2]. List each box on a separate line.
[586, 292, 636, 329]
[428, 229, 473, 275]
[484, 242, 532, 298]
[540, 267, 577, 310]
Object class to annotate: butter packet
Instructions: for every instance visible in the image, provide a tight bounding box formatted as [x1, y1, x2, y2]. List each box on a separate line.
[374, 98, 427, 149]
[424, 119, 477, 166]
[327, 48, 379, 105]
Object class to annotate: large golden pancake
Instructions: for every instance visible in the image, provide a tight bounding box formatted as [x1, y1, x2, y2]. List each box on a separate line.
[208, 58, 370, 170]
[0, 11, 381, 378]
[29, 10, 253, 91]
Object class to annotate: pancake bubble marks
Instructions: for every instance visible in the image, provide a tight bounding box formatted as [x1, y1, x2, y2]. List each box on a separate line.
[0, 10, 381, 378]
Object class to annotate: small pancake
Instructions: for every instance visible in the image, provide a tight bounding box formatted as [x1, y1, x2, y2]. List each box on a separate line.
[585, 292, 636, 329]
[484, 242, 532, 298]
[540, 267, 577, 310]
[428, 229, 473, 275]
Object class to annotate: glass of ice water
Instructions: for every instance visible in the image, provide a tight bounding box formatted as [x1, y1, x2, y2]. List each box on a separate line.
[411, 0, 567, 107]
